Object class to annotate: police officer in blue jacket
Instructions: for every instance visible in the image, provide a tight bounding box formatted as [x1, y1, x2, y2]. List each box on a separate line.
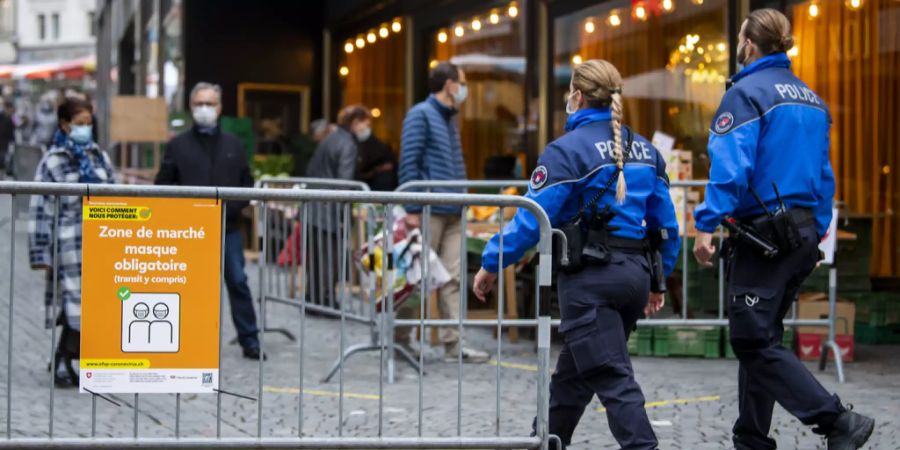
[693, 9, 874, 450]
[474, 59, 679, 450]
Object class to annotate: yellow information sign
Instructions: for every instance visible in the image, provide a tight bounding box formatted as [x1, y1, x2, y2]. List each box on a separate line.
[80, 197, 222, 394]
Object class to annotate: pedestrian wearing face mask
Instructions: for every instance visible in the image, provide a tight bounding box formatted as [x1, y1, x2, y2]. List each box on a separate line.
[473, 59, 678, 450]
[155, 82, 263, 361]
[304, 105, 372, 309]
[29, 98, 116, 387]
[693, 9, 874, 450]
[397, 61, 491, 363]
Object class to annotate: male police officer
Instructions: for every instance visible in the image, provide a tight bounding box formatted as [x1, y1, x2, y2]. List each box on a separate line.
[693, 9, 874, 450]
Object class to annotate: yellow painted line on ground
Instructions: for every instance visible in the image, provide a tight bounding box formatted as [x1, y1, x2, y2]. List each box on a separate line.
[488, 359, 542, 372]
[264, 386, 381, 401]
[596, 395, 721, 413]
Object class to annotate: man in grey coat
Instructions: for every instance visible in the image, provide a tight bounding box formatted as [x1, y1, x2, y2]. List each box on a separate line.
[304, 105, 371, 308]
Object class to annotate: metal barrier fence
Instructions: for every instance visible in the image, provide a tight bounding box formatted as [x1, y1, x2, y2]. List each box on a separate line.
[254, 177, 377, 341]
[0, 181, 553, 449]
[395, 179, 845, 382]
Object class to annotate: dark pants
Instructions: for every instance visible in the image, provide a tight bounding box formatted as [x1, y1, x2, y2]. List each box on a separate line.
[549, 253, 658, 450]
[726, 224, 843, 449]
[305, 226, 340, 308]
[225, 230, 259, 351]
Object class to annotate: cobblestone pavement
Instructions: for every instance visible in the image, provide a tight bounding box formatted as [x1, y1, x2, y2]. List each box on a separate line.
[0, 199, 897, 449]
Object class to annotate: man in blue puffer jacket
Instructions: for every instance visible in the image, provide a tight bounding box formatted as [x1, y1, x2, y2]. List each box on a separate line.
[397, 62, 489, 363]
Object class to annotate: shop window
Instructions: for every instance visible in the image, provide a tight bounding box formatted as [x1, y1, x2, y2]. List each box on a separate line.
[339, 18, 406, 153]
[37, 13, 45, 40]
[428, 2, 529, 181]
[554, 0, 729, 172]
[791, 0, 900, 276]
[52, 13, 59, 40]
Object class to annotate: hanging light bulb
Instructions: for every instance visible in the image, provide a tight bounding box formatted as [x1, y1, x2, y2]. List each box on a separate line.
[691, 0, 704, 5]
[716, 42, 726, 52]
[379, 24, 389, 38]
[429, 59, 439, 69]
[845, 0, 862, 10]
[438, 30, 448, 43]
[584, 18, 595, 33]
[662, 0, 675, 13]
[489, 9, 500, 24]
[339, 66, 349, 77]
[472, 17, 482, 31]
[355, 36, 365, 49]
[788, 46, 799, 57]
[371, 108, 382, 118]
[344, 41, 354, 54]
[571, 54, 583, 65]
[454, 23, 465, 37]
[634, 3, 648, 21]
[508, 2, 519, 18]
[808, 2, 820, 17]
[367, 30, 377, 43]
[391, 19, 402, 33]
[608, 11, 622, 27]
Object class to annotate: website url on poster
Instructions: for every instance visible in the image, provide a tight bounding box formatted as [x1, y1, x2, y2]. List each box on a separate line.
[81, 359, 151, 369]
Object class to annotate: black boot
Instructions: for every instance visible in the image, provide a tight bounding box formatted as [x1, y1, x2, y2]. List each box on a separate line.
[826, 409, 875, 450]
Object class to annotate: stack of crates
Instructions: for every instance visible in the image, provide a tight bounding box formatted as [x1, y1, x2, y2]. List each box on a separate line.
[852, 292, 900, 344]
[652, 327, 722, 358]
[627, 327, 654, 356]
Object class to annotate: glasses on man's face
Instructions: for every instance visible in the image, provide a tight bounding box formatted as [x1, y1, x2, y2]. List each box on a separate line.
[192, 101, 218, 108]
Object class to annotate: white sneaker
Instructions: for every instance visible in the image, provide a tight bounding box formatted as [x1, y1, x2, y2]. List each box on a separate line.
[444, 343, 490, 363]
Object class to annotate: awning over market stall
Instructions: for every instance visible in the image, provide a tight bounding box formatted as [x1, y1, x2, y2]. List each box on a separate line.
[0, 55, 96, 81]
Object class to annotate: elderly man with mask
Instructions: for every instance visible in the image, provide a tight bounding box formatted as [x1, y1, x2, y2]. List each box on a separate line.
[155, 82, 263, 360]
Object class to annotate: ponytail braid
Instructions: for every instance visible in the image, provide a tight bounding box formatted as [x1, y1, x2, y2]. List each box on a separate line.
[610, 91, 627, 203]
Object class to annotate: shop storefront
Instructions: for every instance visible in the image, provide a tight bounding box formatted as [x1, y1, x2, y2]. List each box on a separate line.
[329, 0, 898, 277]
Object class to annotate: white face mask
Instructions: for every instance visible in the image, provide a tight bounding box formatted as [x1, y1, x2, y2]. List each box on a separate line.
[355, 127, 372, 142]
[192, 105, 219, 127]
[452, 83, 468, 105]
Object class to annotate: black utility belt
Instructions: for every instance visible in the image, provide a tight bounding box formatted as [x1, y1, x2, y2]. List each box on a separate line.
[739, 208, 815, 229]
[606, 237, 646, 254]
[726, 208, 814, 259]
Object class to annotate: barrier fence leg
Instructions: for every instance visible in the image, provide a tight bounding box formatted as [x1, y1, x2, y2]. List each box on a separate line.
[819, 266, 845, 383]
[216, 202, 227, 439]
[47, 196, 59, 438]
[537, 316, 551, 450]
[6, 194, 14, 439]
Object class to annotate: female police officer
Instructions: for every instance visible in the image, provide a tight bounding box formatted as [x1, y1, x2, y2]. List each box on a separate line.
[473, 59, 680, 450]
[692, 9, 874, 450]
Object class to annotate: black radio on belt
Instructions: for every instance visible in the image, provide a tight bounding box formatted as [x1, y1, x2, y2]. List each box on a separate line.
[748, 183, 802, 253]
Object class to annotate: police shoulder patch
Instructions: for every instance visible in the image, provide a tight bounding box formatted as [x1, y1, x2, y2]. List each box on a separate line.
[714, 112, 735, 134]
[530, 165, 549, 190]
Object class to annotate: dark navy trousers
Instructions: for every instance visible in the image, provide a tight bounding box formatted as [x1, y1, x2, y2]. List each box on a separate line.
[726, 224, 843, 449]
[224, 230, 260, 351]
[549, 253, 658, 450]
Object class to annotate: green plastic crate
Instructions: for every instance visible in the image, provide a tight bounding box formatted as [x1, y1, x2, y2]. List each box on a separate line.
[849, 292, 900, 327]
[855, 322, 900, 345]
[653, 326, 721, 358]
[628, 327, 654, 356]
[725, 327, 795, 359]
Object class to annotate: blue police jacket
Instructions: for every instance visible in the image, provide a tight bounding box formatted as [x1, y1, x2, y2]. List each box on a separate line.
[694, 53, 836, 237]
[481, 108, 681, 276]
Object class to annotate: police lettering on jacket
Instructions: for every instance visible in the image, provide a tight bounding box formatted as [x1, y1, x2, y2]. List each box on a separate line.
[694, 53, 836, 237]
[481, 109, 680, 277]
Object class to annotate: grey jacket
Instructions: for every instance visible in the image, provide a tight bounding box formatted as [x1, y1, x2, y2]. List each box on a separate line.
[305, 127, 358, 180]
[305, 126, 359, 232]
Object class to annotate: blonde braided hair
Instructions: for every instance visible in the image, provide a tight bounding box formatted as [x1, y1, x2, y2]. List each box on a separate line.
[571, 59, 627, 203]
